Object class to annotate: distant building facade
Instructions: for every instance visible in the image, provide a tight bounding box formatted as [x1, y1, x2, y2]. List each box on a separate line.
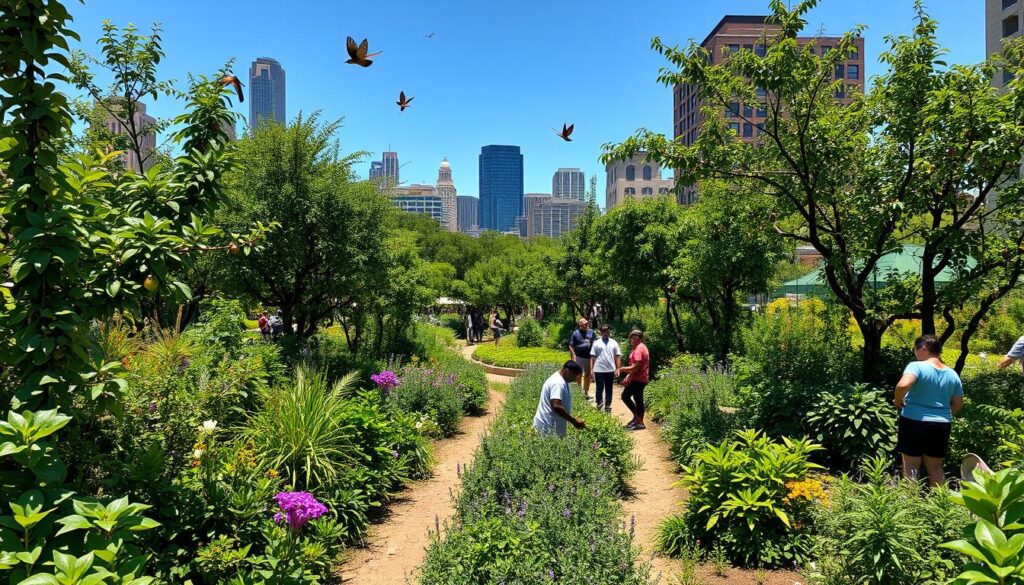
[383, 151, 400, 184]
[479, 145, 524, 232]
[604, 153, 675, 210]
[369, 161, 383, 179]
[393, 184, 444, 224]
[249, 57, 286, 127]
[988, 0, 1022, 90]
[527, 197, 587, 239]
[552, 168, 586, 200]
[674, 16, 865, 203]
[520, 193, 552, 237]
[100, 99, 157, 173]
[436, 158, 458, 232]
[457, 195, 479, 233]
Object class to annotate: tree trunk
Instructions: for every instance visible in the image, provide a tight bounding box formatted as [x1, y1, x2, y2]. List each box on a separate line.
[920, 247, 938, 335]
[860, 323, 885, 385]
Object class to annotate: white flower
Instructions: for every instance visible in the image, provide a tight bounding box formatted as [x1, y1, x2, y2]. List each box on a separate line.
[201, 420, 218, 432]
[192, 449, 205, 459]
[980, 352, 988, 361]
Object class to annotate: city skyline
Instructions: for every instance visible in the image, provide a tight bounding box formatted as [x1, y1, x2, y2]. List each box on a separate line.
[66, 1, 987, 206]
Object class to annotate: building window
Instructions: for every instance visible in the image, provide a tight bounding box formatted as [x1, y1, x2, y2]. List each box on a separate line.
[624, 187, 636, 197]
[743, 104, 754, 117]
[642, 187, 653, 195]
[626, 165, 635, 181]
[756, 87, 766, 97]
[1005, 14, 1020, 37]
[726, 102, 739, 117]
[729, 122, 741, 135]
[642, 165, 652, 180]
[756, 106, 767, 117]
[659, 188, 670, 195]
[835, 64, 845, 79]
[728, 43, 740, 53]
[1005, 0, 1017, 10]
[848, 46, 859, 59]
[743, 123, 754, 138]
[822, 45, 832, 54]
[847, 64, 859, 80]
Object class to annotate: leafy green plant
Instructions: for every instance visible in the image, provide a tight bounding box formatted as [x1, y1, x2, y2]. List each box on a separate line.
[678, 429, 823, 568]
[388, 365, 464, 437]
[654, 365, 738, 466]
[710, 544, 728, 577]
[944, 468, 1024, 584]
[812, 457, 969, 585]
[472, 345, 567, 368]
[804, 383, 896, 471]
[515, 317, 544, 348]
[948, 370, 1024, 469]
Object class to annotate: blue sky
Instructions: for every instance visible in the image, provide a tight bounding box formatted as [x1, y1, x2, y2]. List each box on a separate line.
[66, 1, 985, 204]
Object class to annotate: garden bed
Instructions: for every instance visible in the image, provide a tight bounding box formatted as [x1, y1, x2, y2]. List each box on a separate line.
[471, 344, 568, 369]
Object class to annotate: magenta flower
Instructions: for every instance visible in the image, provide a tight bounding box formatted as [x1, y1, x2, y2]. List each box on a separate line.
[273, 491, 327, 532]
[371, 370, 400, 393]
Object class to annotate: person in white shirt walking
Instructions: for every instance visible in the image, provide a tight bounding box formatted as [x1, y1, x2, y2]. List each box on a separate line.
[589, 324, 622, 413]
[533, 361, 587, 437]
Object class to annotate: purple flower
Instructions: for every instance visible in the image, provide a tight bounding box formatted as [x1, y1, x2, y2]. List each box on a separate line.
[518, 502, 527, 517]
[148, 401, 158, 414]
[371, 370, 400, 393]
[391, 450, 400, 460]
[549, 570, 555, 580]
[272, 491, 327, 532]
[563, 506, 571, 518]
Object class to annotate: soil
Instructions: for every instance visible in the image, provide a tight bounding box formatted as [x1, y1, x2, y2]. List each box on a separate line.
[338, 385, 509, 584]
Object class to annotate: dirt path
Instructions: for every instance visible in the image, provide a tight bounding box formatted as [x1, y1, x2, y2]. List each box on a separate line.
[604, 388, 687, 582]
[339, 385, 508, 584]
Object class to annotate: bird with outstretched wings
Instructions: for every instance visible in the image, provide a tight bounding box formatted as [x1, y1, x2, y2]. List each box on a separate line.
[346, 36, 382, 67]
[554, 123, 574, 142]
[218, 75, 244, 102]
[397, 91, 414, 111]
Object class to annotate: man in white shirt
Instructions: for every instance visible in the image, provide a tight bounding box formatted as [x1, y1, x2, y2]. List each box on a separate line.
[590, 324, 622, 413]
[999, 335, 1024, 372]
[533, 361, 586, 437]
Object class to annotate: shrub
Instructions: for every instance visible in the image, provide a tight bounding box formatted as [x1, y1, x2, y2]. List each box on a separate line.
[646, 363, 738, 466]
[473, 344, 568, 368]
[804, 383, 896, 472]
[678, 429, 823, 568]
[812, 457, 969, 585]
[388, 365, 465, 437]
[427, 351, 489, 415]
[439, 313, 466, 339]
[948, 369, 1024, 469]
[945, 468, 1024, 584]
[515, 317, 544, 347]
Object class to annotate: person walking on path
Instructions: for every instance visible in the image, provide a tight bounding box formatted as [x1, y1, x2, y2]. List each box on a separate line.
[569, 318, 597, 400]
[465, 309, 474, 345]
[533, 360, 587, 437]
[590, 324, 621, 414]
[490, 311, 503, 347]
[998, 334, 1024, 372]
[619, 330, 650, 431]
[472, 309, 484, 343]
[894, 334, 964, 486]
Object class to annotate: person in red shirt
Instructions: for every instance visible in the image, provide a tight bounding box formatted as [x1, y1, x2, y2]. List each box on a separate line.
[257, 312, 270, 339]
[619, 329, 650, 430]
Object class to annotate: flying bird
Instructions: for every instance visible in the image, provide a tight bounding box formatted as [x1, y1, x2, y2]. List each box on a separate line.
[346, 36, 382, 67]
[397, 91, 415, 111]
[554, 123, 575, 142]
[218, 75, 244, 102]
[426, 32, 435, 39]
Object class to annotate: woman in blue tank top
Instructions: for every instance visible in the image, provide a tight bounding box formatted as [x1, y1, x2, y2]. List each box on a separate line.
[894, 335, 964, 486]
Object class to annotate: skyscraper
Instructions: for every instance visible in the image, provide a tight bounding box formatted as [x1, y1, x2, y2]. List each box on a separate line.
[479, 145, 524, 232]
[457, 195, 479, 233]
[552, 168, 586, 200]
[249, 58, 286, 127]
[528, 197, 587, 239]
[369, 161, 383, 179]
[674, 16, 864, 203]
[99, 99, 157, 173]
[520, 193, 552, 237]
[392, 184, 444, 224]
[382, 151, 400, 184]
[436, 158, 458, 232]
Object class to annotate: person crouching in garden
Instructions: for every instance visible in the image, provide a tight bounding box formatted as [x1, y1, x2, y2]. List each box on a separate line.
[619, 330, 650, 431]
[590, 324, 621, 414]
[894, 334, 964, 486]
[533, 360, 587, 437]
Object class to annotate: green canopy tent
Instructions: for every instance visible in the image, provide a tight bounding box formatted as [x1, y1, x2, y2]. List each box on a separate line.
[775, 245, 976, 298]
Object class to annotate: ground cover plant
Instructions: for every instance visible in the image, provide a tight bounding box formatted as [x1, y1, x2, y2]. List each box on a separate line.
[472, 344, 568, 369]
[419, 365, 647, 584]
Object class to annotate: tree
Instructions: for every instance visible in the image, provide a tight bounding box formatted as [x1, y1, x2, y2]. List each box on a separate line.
[210, 113, 393, 336]
[594, 197, 688, 350]
[557, 175, 618, 320]
[1, 0, 257, 579]
[605, 0, 1024, 379]
[672, 182, 788, 361]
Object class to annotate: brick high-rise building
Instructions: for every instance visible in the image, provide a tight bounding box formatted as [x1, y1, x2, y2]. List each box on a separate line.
[249, 57, 285, 127]
[604, 153, 674, 210]
[674, 15, 865, 203]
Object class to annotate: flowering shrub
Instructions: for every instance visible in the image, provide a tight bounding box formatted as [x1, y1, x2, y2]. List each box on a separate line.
[387, 366, 465, 437]
[274, 491, 328, 532]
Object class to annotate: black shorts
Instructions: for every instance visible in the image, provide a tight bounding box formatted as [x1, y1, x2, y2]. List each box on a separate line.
[896, 416, 952, 459]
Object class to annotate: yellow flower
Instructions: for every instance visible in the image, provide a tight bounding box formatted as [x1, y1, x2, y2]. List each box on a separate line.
[267, 469, 279, 478]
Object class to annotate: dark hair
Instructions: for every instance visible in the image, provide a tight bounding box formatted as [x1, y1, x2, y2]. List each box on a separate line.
[562, 360, 583, 373]
[914, 334, 942, 356]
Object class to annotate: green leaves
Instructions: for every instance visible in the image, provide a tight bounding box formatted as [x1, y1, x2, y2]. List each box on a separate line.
[945, 469, 1024, 583]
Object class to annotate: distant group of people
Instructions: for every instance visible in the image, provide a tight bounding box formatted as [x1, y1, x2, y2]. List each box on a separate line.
[257, 310, 284, 339]
[533, 318, 649, 436]
[463, 308, 506, 347]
